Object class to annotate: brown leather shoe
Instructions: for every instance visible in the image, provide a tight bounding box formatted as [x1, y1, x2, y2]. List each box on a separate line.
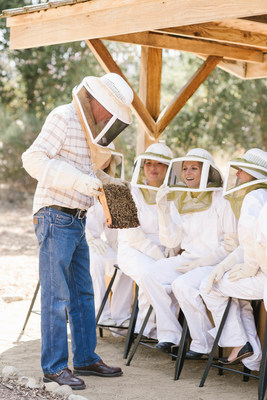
[74, 359, 122, 377]
[43, 368, 86, 390]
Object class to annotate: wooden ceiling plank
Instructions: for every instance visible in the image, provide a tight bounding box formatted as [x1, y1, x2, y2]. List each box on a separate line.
[246, 58, 267, 78]
[7, 0, 267, 28]
[197, 53, 267, 79]
[85, 38, 156, 139]
[205, 57, 247, 78]
[103, 32, 263, 63]
[156, 56, 222, 135]
[155, 19, 267, 49]
[7, 0, 267, 49]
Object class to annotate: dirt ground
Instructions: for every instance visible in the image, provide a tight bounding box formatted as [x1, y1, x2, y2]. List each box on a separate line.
[0, 200, 260, 400]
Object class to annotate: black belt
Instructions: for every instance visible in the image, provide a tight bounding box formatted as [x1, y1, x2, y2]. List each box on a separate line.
[50, 205, 87, 219]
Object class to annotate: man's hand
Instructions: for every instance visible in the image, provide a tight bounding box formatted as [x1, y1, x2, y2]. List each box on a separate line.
[74, 175, 103, 196]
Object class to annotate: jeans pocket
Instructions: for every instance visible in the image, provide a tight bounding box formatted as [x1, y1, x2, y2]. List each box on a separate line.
[33, 215, 45, 245]
[54, 213, 74, 227]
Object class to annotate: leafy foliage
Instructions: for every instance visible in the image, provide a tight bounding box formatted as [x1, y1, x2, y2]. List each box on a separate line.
[0, 2, 266, 186]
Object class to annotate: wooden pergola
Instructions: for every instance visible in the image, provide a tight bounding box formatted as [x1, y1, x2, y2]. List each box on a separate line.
[2, 0, 267, 152]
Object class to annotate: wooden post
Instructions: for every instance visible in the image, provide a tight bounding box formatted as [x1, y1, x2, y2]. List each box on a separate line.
[136, 46, 162, 154]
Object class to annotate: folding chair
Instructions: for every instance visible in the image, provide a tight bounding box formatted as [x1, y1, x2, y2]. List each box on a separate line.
[173, 311, 222, 380]
[199, 298, 267, 400]
[21, 280, 40, 333]
[126, 304, 182, 367]
[96, 265, 140, 359]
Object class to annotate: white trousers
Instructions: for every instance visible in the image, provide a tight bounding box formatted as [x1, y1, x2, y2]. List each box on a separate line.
[172, 265, 214, 354]
[118, 247, 182, 344]
[200, 271, 267, 371]
[90, 245, 133, 325]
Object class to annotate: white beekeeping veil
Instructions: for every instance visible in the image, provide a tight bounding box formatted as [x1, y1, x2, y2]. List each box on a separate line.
[164, 148, 223, 192]
[131, 142, 173, 190]
[223, 148, 267, 196]
[72, 73, 133, 170]
[103, 142, 125, 180]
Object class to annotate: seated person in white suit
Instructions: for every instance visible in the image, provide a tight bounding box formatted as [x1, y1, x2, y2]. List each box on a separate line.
[86, 145, 133, 327]
[117, 142, 180, 340]
[153, 148, 236, 354]
[200, 148, 267, 371]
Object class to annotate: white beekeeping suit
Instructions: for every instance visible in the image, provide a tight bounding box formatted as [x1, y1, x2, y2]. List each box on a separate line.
[153, 148, 237, 355]
[201, 148, 267, 371]
[117, 143, 181, 342]
[86, 147, 133, 326]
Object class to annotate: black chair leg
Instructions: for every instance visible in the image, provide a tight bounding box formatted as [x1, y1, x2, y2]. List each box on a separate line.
[174, 317, 190, 380]
[95, 265, 118, 325]
[126, 305, 153, 366]
[242, 366, 251, 382]
[21, 280, 40, 332]
[258, 311, 267, 400]
[123, 285, 139, 359]
[199, 297, 232, 387]
[218, 347, 223, 375]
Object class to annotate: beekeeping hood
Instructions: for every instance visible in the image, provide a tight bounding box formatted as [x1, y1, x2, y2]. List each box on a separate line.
[164, 148, 223, 193]
[131, 142, 173, 190]
[72, 73, 133, 170]
[223, 148, 267, 196]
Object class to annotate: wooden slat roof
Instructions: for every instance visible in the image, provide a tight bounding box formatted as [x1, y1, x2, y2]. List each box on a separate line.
[1, 0, 267, 79]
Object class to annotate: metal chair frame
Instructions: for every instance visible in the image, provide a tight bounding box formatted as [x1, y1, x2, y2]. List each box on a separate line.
[95, 265, 141, 359]
[199, 297, 267, 400]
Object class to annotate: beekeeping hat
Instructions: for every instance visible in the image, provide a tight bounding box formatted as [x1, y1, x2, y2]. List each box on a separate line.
[72, 73, 133, 147]
[164, 148, 223, 192]
[131, 142, 173, 189]
[223, 148, 267, 196]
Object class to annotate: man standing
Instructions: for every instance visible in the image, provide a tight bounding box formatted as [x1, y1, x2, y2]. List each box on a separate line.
[22, 73, 134, 390]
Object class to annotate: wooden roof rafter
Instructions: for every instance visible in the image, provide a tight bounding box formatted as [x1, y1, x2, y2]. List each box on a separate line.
[87, 39, 221, 140]
[2, 0, 267, 150]
[103, 31, 264, 63]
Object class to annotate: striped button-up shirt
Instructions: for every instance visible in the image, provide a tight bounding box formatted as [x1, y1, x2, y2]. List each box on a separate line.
[23, 102, 95, 214]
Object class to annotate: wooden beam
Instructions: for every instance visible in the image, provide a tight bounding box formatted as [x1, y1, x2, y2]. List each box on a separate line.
[197, 54, 267, 79]
[7, 0, 267, 49]
[85, 39, 156, 139]
[136, 47, 162, 153]
[155, 19, 267, 49]
[156, 56, 222, 135]
[139, 48, 162, 121]
[104, 32, 263, 63]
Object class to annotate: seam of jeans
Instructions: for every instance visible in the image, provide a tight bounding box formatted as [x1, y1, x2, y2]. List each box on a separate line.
[49, 216, 55, 367]
[71, 258, 87, 363]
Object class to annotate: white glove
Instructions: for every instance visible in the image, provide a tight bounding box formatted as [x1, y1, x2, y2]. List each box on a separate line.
[223, 233, 239, 253]
[96, 169, 131, 189]
[125, 228, 165, 261]
[156, 185, 171, 214]
[205, 262, 231, 293]
[22, 150, 102, 196]
[205, 249, 241, 293]
[174, 262, 196, 273]
[73, 175, 103, 197]
[255, 242, 267, 274]
[176, 253, 219, 273]
[87, 237, 108, 255]
[164, 246, 180, 258]
[228, 263, 259, 281]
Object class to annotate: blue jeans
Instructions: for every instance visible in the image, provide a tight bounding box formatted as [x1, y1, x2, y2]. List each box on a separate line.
[34, 207, 100, 374]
